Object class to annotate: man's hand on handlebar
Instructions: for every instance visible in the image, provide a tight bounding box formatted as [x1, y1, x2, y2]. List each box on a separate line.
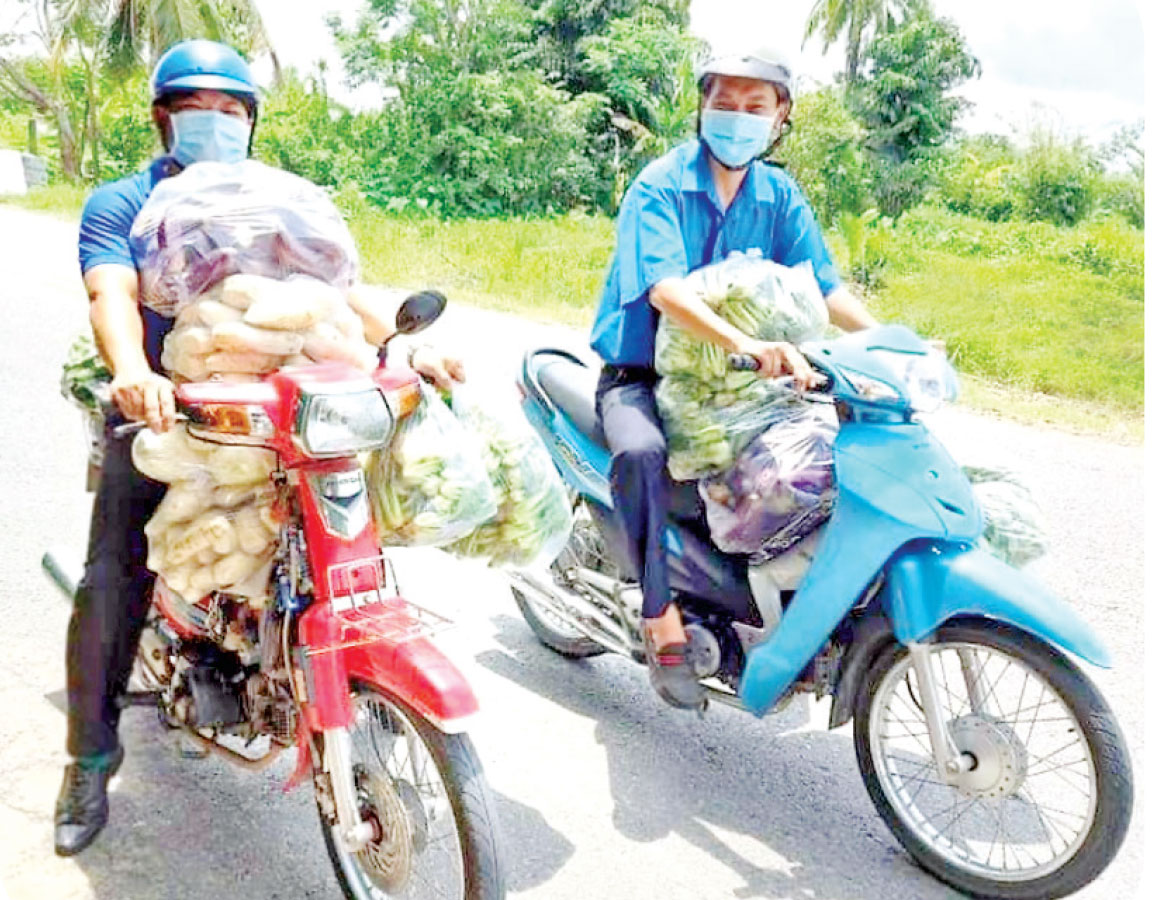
[410, 345, 466, 391]
[738, 339, 820, 391]
[110, 367, 177, 434]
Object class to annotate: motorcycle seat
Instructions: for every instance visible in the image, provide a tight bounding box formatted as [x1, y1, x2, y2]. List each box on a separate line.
[524, 349, 704, 521]
[528, 350, 606, 447]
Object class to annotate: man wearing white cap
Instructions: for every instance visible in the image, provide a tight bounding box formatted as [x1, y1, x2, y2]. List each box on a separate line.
[590, 46, 877, 709]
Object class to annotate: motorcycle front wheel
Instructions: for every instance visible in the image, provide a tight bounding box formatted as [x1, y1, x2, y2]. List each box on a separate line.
[319, 685, 504, 900]
[854, 619, 1132, 899]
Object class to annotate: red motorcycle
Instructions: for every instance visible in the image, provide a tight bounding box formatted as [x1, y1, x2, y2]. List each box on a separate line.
[44, 293, 504, 900]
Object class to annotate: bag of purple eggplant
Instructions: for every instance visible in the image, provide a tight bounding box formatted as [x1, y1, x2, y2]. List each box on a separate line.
[129, 160, 358, 318]
[698, 406, 838, 560]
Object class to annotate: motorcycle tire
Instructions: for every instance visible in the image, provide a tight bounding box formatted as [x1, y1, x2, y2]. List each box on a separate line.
[512, 586, 606, 659]
[853, 618, 1132, 900]
[319, 684, 504, 900]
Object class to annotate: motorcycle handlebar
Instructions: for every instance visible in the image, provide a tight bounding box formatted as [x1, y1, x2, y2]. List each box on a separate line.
[726, 353, 830, 391]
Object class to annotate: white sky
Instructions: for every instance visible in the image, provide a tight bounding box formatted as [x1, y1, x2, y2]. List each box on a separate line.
[250, 1, 1144, 144]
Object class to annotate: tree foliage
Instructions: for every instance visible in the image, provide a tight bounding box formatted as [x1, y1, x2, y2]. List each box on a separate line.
[777, 86, 871, 226]
[848, 9, 978, 216]
[0, 0, 276, 181]
[803, 0, 916, 83]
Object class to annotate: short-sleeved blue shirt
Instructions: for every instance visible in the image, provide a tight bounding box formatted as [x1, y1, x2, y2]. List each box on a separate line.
[590, 140, 841, 368]
[78, 156, 182, 371]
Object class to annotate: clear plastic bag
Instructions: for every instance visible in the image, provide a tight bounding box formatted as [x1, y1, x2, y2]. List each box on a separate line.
[130, 160, 359, 318]
[699, 405, 838, 558]
[366, 383, 497, 547]
[447, 386, 573, 569]
[655, 250, 829, 380]
[964, 464, 1048, 568]
[656, 372, 808, 481]
[134, 424, 281, 602]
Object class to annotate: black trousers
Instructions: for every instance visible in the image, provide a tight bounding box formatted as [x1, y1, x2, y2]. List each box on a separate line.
[595, 367, 672, 620]
[66, 424, 166, 760]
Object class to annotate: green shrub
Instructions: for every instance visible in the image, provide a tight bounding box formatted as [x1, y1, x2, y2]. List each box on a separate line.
[777, 86, 871, 227]
[935, 136, 1017, 221]
[1096, 173, 1144, 229]
[1010, 131, 1100, 226]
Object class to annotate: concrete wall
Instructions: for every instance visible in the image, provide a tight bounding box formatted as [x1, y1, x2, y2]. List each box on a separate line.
[0, 150, 49, 194]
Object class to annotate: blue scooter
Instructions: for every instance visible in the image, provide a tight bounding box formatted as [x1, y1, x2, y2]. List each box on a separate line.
[510, 325, 1131, 899]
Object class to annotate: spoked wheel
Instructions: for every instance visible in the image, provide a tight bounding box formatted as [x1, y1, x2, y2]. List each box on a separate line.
[320, 686, 504, 900]
[854, 620, 1132, 899]
[512, 583, 605, 659]
[511, 501, 611, 659]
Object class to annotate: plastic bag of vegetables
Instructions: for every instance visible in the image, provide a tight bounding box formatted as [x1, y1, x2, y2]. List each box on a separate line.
[447, 387, 573, 569]
[698, 405, 837, 558]
[654, 250, 829, 380]
[964, 464, 1048, 568]
[130, 160, 358, 318]
[657, 372, 808, 481]
[366, 383, 497, 547]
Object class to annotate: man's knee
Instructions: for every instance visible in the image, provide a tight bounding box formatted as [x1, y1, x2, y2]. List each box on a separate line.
[613, 439, 666, 473]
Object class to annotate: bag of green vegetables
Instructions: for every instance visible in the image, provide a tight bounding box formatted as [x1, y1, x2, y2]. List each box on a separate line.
[367, 383, 497, 547]
[448, 386, 573, 569]
[654, 250, 829, 380]
[653, 251, 830, 482]
[964, 464, 1049, 568]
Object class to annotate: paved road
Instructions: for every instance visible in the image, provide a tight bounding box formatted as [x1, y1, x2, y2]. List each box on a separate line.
[0, 204, 1144, 899]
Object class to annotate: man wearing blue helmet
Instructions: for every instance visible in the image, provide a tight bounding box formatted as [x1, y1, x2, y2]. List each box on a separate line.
[57, 39, 461, 856]
[590, 46, 878, 710]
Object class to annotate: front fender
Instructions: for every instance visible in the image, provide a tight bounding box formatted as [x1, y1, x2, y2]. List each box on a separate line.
[883, 545, 1111, 668]
[343, 636, 480, 733]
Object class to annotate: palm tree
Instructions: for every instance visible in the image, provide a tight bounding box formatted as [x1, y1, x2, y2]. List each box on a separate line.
[104, 0, 281, 81]
[803, 0, 916, 83]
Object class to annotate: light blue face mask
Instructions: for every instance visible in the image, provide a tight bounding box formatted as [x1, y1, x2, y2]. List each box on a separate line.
[169, 109, 251, 166]
[699, 109, 776, 169]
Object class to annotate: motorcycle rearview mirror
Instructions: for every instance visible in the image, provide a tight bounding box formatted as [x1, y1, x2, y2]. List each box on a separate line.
[378, 290, 448, 364]
[394, 290, 447, 337]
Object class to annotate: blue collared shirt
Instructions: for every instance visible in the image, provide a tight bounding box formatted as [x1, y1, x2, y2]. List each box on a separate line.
[78, 156, 183, 371]
[590, 140, 841, 368]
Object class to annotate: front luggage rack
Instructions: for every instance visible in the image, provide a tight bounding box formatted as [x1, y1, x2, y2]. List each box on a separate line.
[307, 554, 453, 655]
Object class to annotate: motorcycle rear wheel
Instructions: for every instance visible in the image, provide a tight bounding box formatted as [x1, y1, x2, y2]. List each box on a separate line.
[854, 619, 1131, 899]
[512, 585, 606, 659]
[319, 685, 504, 900]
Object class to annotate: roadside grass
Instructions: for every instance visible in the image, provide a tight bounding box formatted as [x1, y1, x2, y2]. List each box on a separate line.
[0, 183, 88, 217]
[4, 187, 1142, 440]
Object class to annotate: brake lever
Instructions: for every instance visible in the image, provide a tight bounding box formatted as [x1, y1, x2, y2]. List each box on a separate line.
[112, 413, 188, 439]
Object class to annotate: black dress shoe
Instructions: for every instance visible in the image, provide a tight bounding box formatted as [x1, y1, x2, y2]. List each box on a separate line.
[54, 746, 124, 857]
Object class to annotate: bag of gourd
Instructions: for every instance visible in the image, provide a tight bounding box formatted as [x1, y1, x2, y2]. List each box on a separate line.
[129, 160, 359, 318]
[366, 382, 497, 547]
[132, 424, 282, 606]
[161, 273, 378, 383]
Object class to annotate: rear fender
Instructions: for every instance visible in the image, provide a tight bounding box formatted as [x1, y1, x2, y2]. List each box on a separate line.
[883, 544, 1111, 668]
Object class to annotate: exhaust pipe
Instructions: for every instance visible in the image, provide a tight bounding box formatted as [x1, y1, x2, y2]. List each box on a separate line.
[42, 550, 81, 601]
[509, 569, 633, 657]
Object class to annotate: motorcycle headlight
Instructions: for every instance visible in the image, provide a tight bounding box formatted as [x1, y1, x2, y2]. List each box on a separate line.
[865, 349, 959, 414]
[295, 388, 394, 457]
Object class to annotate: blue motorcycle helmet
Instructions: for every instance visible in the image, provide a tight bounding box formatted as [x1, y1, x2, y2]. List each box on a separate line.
[150, 39, 259, 155]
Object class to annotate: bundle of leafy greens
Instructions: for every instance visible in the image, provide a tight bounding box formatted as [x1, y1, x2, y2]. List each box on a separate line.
[60, 334, 111, 413]
[368, 383, 497, 547]
[448, 388, 572, 568]
[654, 252, 830, 481]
